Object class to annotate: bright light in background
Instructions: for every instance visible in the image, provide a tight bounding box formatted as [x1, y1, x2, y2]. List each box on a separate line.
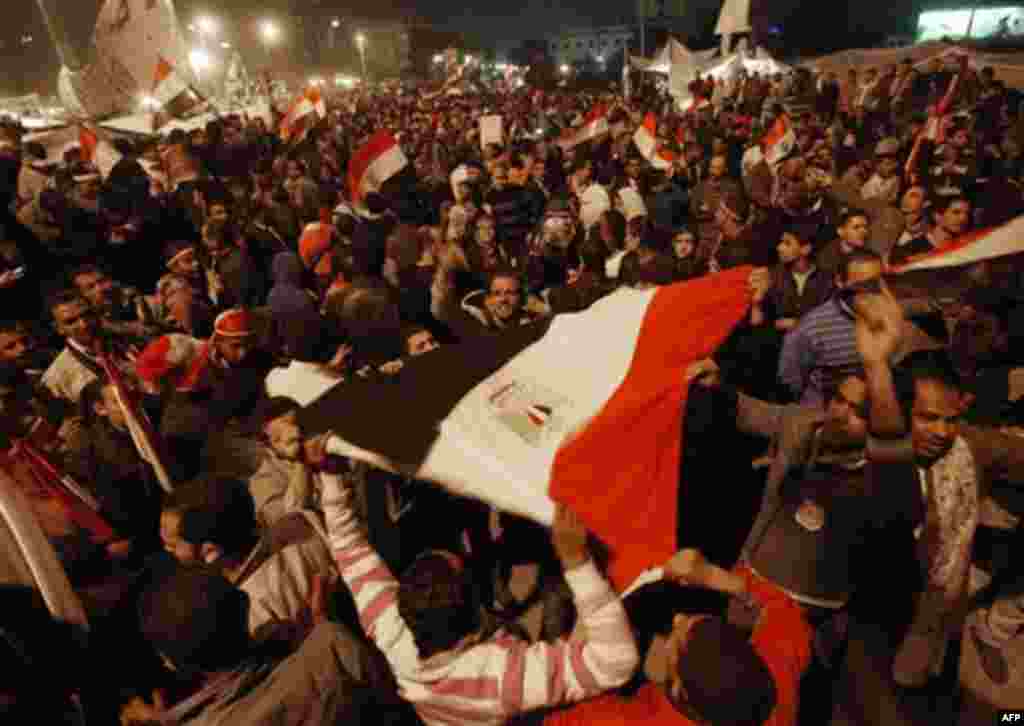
[596, 55, 604, 63]
[139, 95, 161, 111]
[433, 53, 444, 64]
[331, 18, 341, 28]
[220, 41, 231, 50]
[335, 75, 356, 88]
[495, 62, 508, 71]
[560, 64, 570, 74]
[195, 15, 218, 36]
[355, 32, 366, 48]
[260, 20, 280, 43]
[309, 77, 324, 86]
[465, 55, 475, 63]
[189, 48, 213, 72]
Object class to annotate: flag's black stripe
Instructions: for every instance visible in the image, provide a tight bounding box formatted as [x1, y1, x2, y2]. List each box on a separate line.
[299, 319, 552, 469]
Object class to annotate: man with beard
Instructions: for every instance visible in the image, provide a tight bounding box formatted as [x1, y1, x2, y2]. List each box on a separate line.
[249, 397, 334, 528]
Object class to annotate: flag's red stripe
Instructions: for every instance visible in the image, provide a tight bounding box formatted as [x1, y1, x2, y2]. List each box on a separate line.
[550, 267, 754, 591]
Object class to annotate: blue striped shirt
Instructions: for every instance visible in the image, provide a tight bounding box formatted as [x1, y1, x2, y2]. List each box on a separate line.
[778, 298, 861, 407]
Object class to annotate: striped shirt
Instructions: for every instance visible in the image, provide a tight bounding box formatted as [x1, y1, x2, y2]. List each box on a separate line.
[778, 298, 861, 407]
[322, 471, 639, 726]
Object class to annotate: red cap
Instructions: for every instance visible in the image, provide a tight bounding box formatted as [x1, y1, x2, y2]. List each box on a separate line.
[213, 308, 253, 338]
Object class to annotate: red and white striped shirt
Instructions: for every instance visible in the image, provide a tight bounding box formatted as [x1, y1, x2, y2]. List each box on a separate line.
[322, 468, 639, 726]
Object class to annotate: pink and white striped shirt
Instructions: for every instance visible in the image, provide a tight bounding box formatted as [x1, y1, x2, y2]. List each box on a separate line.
[322, 470, 639, 726]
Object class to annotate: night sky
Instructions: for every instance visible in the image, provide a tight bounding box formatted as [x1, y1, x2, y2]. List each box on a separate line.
[4, 0, 923, 95]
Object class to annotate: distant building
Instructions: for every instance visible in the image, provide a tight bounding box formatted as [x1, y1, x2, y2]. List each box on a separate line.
[917, 6, 1024, 42]
[546, 26, 634, 66]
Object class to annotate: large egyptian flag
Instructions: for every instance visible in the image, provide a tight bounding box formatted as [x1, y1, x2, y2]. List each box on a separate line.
[301, 266, 755, 590]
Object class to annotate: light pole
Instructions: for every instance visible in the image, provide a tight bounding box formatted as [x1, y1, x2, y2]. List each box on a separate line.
[355, 32, 367, 83]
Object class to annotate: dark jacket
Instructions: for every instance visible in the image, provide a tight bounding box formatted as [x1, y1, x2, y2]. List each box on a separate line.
[764, 264, 835, 322]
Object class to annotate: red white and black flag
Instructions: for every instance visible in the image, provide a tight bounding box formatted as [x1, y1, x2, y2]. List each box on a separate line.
[301, 267, 755, 590]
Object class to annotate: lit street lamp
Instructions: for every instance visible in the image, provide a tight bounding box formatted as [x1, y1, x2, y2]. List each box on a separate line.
[196, 15, 218, 37]
[331, 18, 341, 29]
[355, 32, 368, 82]
[260, 19, 280, 62]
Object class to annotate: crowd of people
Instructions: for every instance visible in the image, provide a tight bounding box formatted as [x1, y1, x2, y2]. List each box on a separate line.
[0, 49, 1023, 725]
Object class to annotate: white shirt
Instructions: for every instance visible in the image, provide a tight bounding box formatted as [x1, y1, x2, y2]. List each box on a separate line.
[41, 342, 100, 404]
[265, 360, 344, 407]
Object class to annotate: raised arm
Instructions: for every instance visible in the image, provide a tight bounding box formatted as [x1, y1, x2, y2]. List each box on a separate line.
[488, 505, 639, 715]
[320, 444, 420, 677]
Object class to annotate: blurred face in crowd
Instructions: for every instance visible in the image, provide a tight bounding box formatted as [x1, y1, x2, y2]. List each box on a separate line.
[776, 233, 810, 265]
[838, 215, 870, 251]
[575, 161, 592, 186]
[708, 155, 727, 180]
[901, 186, 926, 218]
[779, 156, 806, 183]
[265, 411, 303, 461]
[208, 203, 230, 226]
[936, 199, 970, 237]
[950, 128, 970, 150]
[165, 289, 197, 333]
[532, 161, 547, 183]
[95, 384, 127, 430]
[52, 300, 97, 348]
[160, 510, 199, 563]
[876, 155, 899, 179]
[168, 246, 201, 279]
[214, 334, 253, 367]
[673, 232, 696, 260]
[625, 157, 642, 179]
[406, 329, 440, 357]
[819, 376, 869, 451]
[911, 379, 963, 465]
[287, 160, 303, 180]
[486, 274, 522, 324]
[0, 327, 33, 366]
[73, 270, 117, 309]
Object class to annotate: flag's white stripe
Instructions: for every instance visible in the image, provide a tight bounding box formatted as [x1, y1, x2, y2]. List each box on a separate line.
[897, 217, 1024, 272]
[425, 287, 657, 524]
